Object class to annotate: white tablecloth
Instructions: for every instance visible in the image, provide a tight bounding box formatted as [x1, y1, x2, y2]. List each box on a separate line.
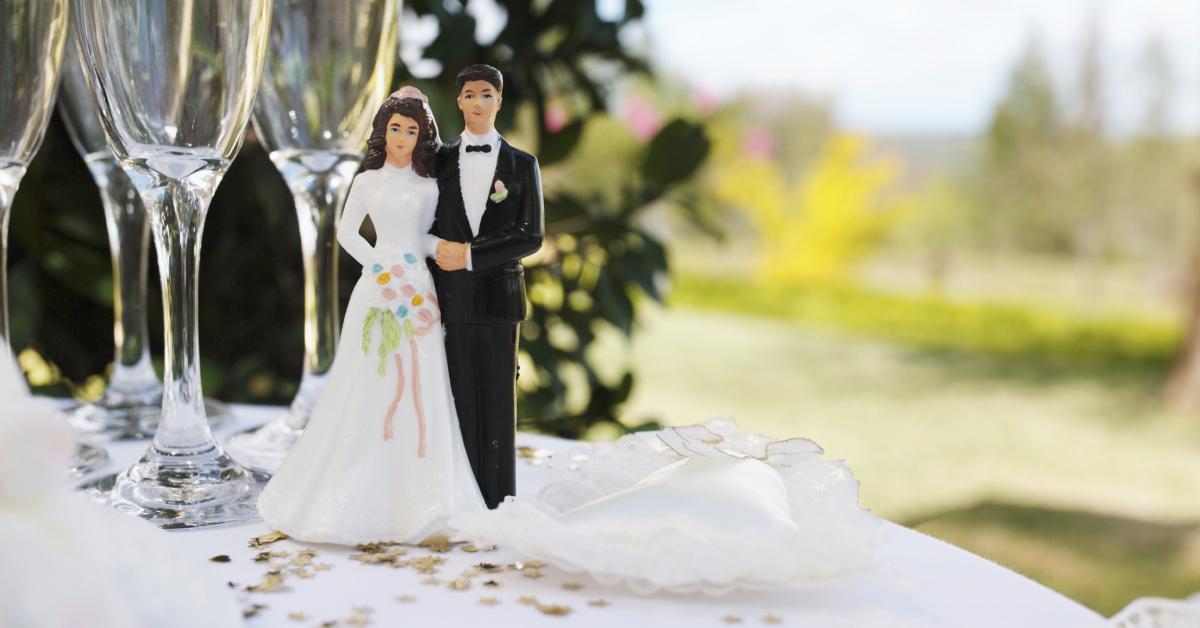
[81, 405, 1108, 628]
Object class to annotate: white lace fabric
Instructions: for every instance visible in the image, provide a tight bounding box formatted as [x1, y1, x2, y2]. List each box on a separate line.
[1110, 593, 1200, 627]
[451, 418, 883, 594]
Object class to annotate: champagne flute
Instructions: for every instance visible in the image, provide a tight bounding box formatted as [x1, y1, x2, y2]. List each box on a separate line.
[73, 0, 273, 528]
[225, 0, 398, 473]
[0, 0, 109, 476]
[57, 45, 232, 440]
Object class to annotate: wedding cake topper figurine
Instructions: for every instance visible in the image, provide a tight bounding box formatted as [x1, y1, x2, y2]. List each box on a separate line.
[257, 92, 486, 544]
[429, 64, 544, 509]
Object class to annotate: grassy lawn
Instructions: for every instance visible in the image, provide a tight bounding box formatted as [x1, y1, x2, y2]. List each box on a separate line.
[620, 304, 1200, 616]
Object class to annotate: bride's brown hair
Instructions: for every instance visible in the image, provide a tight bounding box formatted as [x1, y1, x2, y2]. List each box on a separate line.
[362, 96, 438, 176]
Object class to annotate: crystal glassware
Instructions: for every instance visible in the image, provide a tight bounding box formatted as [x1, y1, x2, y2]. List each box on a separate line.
[57, 47, 232, 440]
[0, 0, 109, 476]
[73, 0, 273, 528]
[224, 0, 398, 474]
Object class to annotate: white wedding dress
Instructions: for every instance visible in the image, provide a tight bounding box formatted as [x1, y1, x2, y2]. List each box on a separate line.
[258, 162, 485, 545]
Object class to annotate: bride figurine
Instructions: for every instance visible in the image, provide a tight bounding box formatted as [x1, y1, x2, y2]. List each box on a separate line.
[257, 90, 485, 545]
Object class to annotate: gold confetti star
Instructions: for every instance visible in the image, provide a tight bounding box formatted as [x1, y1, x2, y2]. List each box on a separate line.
[483, 580, 499, 587]
[248, 531, 287, 548]
[246, 572, 286, 593]
[561, 582, 584, 591]
[314, 563, 333, 571]
[517, 596, 538, 606]
[420, 577, 441, 586]
[395, 595, 416, 603]
[479, 597, 499, 606]
[461, 544, 480, 553]
[476, 562, 504, 573]
[587, 599, 610, 607]
[449, 578, 471, 591]
[242, 603, 267, 619]
[409, 555, 445, 574]
[721, 615, 743, 624]
[763, 615, 783, 625]
[521, 569, 544, 579]
[287, 611, 309, 621]
[419, 534, 459, 553]
[537, 604, 572, 616]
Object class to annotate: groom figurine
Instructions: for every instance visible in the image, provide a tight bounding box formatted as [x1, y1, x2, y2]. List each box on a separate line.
[429, 64, 543, 509]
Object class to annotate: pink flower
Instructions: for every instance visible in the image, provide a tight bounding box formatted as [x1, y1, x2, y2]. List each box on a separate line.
[741, 128, 777, 160]
[401, 284, 416, 297]
[691, 87, 721, 115]
[390, 265, 405, 277]
[382, 288, 397, 300]
[621, 95, 662, 143]
[544, 103, 568, 133]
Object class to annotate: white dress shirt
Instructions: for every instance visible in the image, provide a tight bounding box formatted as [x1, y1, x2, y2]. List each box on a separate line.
[458, 128, 501, 270]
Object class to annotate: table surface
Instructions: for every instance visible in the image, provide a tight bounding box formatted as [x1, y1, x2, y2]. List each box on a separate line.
[80, 405, 1110, 628]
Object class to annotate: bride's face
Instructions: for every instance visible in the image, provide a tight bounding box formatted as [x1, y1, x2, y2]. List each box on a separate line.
[385, 113, 420, 166]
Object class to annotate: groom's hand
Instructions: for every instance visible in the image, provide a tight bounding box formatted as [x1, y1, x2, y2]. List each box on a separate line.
[436, 240, 469, 271]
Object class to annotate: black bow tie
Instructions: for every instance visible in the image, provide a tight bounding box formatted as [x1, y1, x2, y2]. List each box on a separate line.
[465, 144, 492, 154]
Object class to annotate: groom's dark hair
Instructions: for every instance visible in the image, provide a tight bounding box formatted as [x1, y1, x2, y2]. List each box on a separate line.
[456, 64, 503, 94]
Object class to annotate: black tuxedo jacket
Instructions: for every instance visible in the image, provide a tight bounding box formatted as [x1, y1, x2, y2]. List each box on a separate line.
[429, 136, 544, 324]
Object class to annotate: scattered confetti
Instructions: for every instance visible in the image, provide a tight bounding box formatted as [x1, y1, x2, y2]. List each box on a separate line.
[449, 578, 471, 591]
[248, 531, 288, 548]
[537, 603, 572, 617]
[210, 555, 231, 563]
[409, 555, 445, 574]
[479, 597, 499, 606]
[521, 569, 544, 579]
[517, 596, 538, 606]
[287, 611, 309, 621]
[355, 541, 401, 554]
[476, 562, 504, 573]
[420, 577, 441, 586]
[395, 595, 416, 603]
[419, 534, 459, 553]
[722, 615, 743, 624]
[762, 615, 783, 624]
[246, 571, 287, 593]
[483, 580, 500, 588]
[461, 544, 480, 553]
[561, 581, 584, 591]
[243, 603, 267, 619]
[587, 599, 610, 607]
[315, 563, 333, 571]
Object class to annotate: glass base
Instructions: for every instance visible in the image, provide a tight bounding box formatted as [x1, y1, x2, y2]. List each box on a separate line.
[68, 442, 110, 478]
[79, 443, 265, 530]
[223, 412, 304, 475]
[65, 396, 231, 441]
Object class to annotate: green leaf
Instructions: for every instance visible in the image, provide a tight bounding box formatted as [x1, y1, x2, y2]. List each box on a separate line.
[539, 119, 586, 166]
[642, 119, 711, 190]
[362, 308, 381, 355]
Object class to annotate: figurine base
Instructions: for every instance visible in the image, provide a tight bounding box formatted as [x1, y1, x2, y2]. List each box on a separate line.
[65, 397, 231, 441]
[79, 443, 265, 530]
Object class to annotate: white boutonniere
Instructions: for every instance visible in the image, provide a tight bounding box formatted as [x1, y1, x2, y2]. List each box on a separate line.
[489, 180, 508, 203]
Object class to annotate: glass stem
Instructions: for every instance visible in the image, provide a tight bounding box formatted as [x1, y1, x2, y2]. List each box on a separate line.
[284, 158, 358, 429]
[135, 167, 220, 452]
[0, 164, 27, 349]
[89, 158, 157, 395]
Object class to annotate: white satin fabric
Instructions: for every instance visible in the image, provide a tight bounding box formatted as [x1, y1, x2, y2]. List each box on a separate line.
[450, 418, 882, 594]
[258, 163, 485, 545]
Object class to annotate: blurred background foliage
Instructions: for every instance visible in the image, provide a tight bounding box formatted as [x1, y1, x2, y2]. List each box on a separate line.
[8, 1, 1200, 616]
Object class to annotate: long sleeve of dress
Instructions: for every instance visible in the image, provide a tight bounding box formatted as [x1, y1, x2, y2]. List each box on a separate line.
[422, 185, 441, 258]
[337, 175, 374, 267]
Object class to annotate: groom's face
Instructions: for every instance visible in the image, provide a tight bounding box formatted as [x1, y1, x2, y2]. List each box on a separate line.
[457, 80, 502, 134]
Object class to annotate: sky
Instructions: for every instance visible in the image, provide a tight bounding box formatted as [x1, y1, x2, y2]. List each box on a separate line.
[640, 0, 1200, 136]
